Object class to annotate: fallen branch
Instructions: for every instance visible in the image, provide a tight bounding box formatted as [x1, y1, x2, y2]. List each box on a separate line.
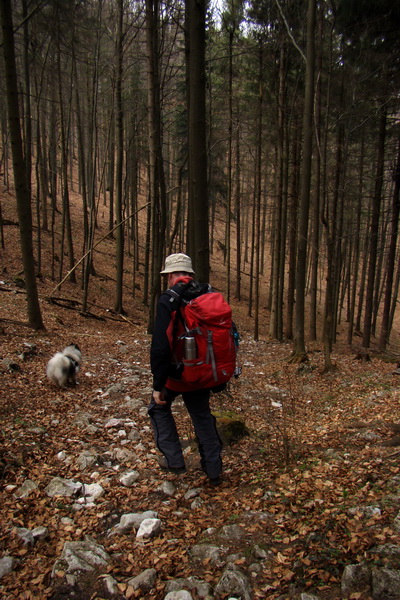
[50, 202, 150, 296]
[388, 449, 400, 457]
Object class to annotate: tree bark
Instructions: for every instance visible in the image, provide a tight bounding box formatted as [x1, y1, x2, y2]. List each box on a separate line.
[114, 0, 125, 314]
[378, 137, 400, 350]
[187, 0, 209, 282]
[362, 102, 387, 348]
[0, 0, 44, 330]
[292, 0, 316, 360]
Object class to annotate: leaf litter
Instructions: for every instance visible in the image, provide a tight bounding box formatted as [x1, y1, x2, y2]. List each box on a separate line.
[0, 193, 399, 599]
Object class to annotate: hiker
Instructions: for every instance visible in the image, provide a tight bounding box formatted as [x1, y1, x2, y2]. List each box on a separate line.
[148, 253, 227, 486]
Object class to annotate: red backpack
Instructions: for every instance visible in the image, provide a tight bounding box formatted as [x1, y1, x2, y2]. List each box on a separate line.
[166, 287, 238, 392]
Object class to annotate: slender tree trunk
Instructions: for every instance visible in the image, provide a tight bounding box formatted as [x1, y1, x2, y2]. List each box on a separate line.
[22, 0, 32, 209]
[309, 4, 323, 341]
[378, 138, 400, 350]
[187, 0, 209, 282]
[235, 122, 241, 301]
[270, 41, 285, 340]
[57, 36, 76, 285]
[0, 0, 44, 329]
[82, 2, 103, 312]
[347, 130, 365, 345]
[362, 102, 387, 348]
[146, 0, 167, 331]
[254, 44, 263, 341]
[285, 116, 300, 340]
[292, 0, 316, 360]
[114, 0, 125, 314]
[225, 27, 234, 302]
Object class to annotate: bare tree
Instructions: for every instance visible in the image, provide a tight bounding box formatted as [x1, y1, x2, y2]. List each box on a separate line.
[292, 0, 316, 361]
[186, 0, 209, 282]
[0, 0, 44, 329]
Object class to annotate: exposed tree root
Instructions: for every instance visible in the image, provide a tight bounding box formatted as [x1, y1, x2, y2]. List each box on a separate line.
[322, 363, 338, 374]
[287, 352, 309, 364]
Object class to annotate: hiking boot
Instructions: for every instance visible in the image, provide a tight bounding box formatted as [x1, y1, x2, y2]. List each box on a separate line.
[158, 456, 187, 475]
[209, 477, 221, 487]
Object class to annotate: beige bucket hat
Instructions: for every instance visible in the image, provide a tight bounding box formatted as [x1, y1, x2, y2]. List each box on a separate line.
[160, 253, 195, 274]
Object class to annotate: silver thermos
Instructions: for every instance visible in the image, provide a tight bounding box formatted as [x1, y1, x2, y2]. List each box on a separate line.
[184, 335, 197, 360]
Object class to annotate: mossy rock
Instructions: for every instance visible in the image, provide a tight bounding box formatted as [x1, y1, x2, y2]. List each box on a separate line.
[212, 410, 249, 445]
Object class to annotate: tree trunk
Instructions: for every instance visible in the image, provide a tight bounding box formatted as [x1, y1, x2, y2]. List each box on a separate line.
[362, 102, 387, 348]
[234, 122, 242, 301]
[347, 129, 365, 345]
[270, 41, 287, 341]
[378, 138, 400, 350]
[285, 116, 300, 340]
[187, 0, 209, 282]
[0, 0, 44, 330]
[146, 0, 167, 331]
[309, 4, 323, 341]
[114, 0, 125, 314]
[292, 0, 316, 360]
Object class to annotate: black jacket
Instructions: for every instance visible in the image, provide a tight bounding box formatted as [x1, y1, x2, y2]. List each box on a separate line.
[150, 278, 210, 391]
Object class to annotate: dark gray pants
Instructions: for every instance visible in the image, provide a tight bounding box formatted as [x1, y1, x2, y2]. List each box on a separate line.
[148, 388, 222, 480]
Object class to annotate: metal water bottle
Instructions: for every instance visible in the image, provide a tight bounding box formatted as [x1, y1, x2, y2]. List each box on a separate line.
[184, 335, 197, 360]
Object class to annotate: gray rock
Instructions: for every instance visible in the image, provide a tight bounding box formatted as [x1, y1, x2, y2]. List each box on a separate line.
[76, 451, 98, 470]
[45, 477, 82, 497]
[341, 564, 371, 596]
[190, 544, 222, 563]
[348, 506, 382, 518]
[112, 511, 158, 534]
[214, 564, 252, 600]
[373, 544, 400, 559]
[77, 483, 104, 505]
[111, 447, 136, 463]
[165, 576, 211, 598]
[52, 539, 111, 575]
[184, 488, 202, 500]
[123, 398, 145, 411]
[253, 544, 270, 559]
[105, 418, 126, 429]
[264, 384, 288, 399]
[164, 592, 193, 600]
[191, 497, 203, 509]
[136, 518, 162, 539]
[104, 383, 126, 396]
[128, 428, 141, 441]
[220, 524, 245, 540]
[15, 527, 34, 546]
[100, 574, 119, 595]
[84, 482, 104, 498]
[0, 556, 17, 578]
[300, 594, 321, 600]
[243, 510, 272, 522]
[73, 413, 94, 428]
[32, 526, 49, 541]
[372, 568, 400, 599]
[128, 568, 157, 591]
[394, 511, 400, 532]
[14, 479, 38, 499]
[119, 471, 140, 487]
[249, 563, 262, 573]
[157, 481, 176, 496]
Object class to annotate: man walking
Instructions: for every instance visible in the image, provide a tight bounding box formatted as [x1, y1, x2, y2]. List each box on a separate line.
[148, 253, 222, 485]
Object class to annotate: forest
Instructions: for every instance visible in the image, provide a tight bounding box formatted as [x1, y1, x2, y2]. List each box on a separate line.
[1, 0, 399, 361]
[1, 2, 400, 600]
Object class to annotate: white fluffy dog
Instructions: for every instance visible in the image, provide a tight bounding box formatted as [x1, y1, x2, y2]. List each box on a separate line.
[46, 344, 82, 387]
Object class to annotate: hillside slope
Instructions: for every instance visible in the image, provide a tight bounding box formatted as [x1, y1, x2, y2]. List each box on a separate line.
[0, 187, 399, 600]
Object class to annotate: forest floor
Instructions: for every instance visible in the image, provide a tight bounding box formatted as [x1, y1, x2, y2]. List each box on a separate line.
[0, 185, 400, 600]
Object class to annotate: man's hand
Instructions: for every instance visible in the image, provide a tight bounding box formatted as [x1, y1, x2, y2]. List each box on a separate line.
[153, 390, 167, 405]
